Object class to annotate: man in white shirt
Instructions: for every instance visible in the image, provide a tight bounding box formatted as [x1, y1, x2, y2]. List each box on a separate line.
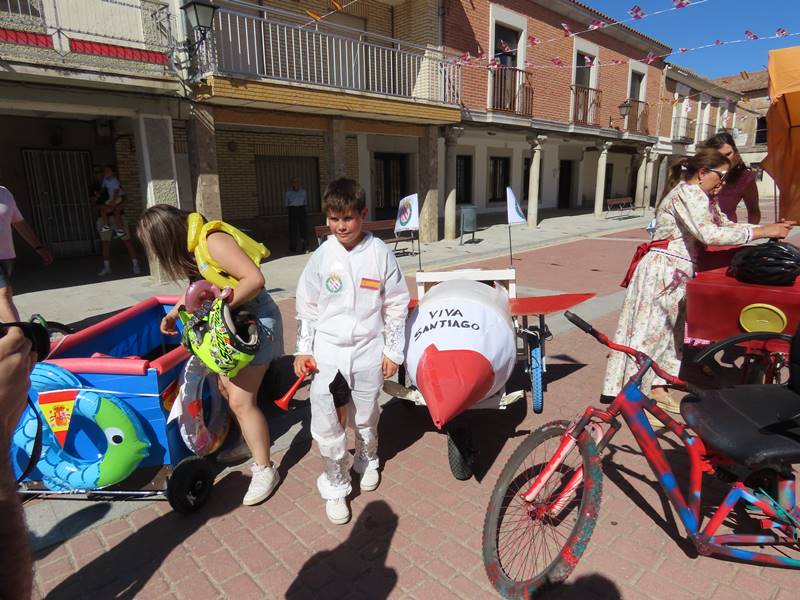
[0, 186, 52, 322]
[285, 177, 308, 253]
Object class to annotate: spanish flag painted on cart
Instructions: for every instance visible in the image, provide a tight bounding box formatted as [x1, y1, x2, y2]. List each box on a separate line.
[37, 389, 79, 448]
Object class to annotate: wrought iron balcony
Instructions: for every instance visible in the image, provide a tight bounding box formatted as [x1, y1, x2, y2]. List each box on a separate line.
[624, 98, 649, 135]
[194, 6, 461, 106]
[571, 85, 601, 127]
[490, 66, 533, 117]
[671, 116, 695, 144]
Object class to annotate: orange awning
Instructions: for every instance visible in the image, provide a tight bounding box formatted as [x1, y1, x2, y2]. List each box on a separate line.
[763, 46, 800, 221]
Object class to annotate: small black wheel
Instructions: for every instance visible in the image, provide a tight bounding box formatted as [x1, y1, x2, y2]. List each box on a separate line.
[447, 426, 474, 481]
[167, 456, 214, 514]
[483, 420, 603, 598]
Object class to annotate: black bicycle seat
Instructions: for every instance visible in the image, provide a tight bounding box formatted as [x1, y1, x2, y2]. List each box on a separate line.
[681, 385, 800, 468]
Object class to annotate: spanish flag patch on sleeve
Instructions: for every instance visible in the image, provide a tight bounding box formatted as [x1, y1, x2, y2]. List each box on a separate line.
[360, 277, 381, 291]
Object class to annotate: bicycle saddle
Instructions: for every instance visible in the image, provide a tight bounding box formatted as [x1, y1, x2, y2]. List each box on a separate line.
[681, 385, 800, 468]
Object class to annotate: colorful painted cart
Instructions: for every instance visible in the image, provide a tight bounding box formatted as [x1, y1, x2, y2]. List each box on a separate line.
[11, 296, 220, 513]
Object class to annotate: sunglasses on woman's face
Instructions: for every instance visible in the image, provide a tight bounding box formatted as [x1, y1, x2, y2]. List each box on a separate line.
[708, 168, 728, 181]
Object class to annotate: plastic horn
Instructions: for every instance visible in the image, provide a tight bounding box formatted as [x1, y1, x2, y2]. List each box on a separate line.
[274, 361, 315, 412]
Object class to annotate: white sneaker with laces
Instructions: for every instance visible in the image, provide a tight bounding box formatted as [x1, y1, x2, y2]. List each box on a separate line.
[97, 265, 112, 277]
[242, 463, 279, 506]
[359, 468, 380, 492]
[325, 497, 351, 525]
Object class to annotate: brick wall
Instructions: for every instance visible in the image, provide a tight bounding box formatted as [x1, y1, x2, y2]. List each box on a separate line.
[395, 0, 438, 46]
[265, 0, 392, 37]
[443, 0, 668, 126]
[345, 135, 359, 180]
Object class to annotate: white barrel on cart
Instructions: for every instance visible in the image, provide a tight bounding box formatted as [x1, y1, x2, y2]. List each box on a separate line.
[405, 279, 516, 429]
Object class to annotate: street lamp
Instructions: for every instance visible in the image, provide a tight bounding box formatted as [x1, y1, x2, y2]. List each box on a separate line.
[181, 0, 217, 46]
[609, 99, 633, 129]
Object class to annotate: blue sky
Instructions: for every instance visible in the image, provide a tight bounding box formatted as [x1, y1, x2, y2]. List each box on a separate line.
[585, 0, 800, 78]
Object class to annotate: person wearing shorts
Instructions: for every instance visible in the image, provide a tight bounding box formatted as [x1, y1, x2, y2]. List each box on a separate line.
[91, 169, 140, 277]
[0, 186, 52, 322]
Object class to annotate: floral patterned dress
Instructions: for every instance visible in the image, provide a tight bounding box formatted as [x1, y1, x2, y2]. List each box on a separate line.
[602, 182, 754, 397]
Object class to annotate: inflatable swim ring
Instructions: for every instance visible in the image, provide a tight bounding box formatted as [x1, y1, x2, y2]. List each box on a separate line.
[169, 355, 230, 456]
[13, 363, 150, 491]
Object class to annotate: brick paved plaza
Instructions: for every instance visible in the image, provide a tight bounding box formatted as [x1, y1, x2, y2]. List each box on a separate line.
[28, 228, 799, 600]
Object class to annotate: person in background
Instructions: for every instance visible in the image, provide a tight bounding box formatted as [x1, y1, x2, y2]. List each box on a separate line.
[703, 132, 761, 224]
[0, 326, 39, 600]
[285, 177, 308, 254]
[98, 165, 127, 238]
[0, 185, 53, 322]
[91, 168, 141, 277]
[602, 148, 793, 427]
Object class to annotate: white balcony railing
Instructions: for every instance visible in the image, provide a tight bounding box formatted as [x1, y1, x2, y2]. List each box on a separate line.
[0, 0, 174, 52]
[195, 6, 461, 106]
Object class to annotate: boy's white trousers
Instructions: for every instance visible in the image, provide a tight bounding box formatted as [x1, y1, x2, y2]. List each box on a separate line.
[309, 363, 382, 500]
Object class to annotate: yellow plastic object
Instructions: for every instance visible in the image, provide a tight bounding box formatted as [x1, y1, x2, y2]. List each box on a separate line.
[186, 213, 270, 289]
[739, 303, 788, 333]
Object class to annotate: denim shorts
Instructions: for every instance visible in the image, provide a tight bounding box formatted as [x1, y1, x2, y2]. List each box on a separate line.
[241, 289, 284, 366]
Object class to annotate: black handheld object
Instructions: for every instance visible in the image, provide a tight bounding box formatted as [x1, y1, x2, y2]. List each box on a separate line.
[564, 311, 594, 335]
[329, 371, 352, 408]
[1, 322, 49, 361]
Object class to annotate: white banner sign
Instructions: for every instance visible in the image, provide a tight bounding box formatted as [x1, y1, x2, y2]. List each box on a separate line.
[506, 187, 526, 225]
[394, 193, 419, 234]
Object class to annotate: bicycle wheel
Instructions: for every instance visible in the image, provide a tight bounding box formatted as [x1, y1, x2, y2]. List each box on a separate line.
[483, 420, 603, 599]
[692, 332, 792, 387]
[530, 344, 543, 414]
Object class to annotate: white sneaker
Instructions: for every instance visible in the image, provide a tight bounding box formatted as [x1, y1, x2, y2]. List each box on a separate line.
[359, 468, 380, 492]
[99, 225, 112, 232]
[242, 463, 279, 506]
[97, 265, 112, 277]
[325, 498, 351, 524]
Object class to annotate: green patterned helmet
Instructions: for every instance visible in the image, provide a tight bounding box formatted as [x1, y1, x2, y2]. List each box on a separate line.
[178, 297, 259, 378]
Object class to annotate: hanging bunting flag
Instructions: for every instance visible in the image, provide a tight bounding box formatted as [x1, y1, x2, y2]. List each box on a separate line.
[644, 51, 657, 64]
[679, 47, 689, 53]
[673, 0, 690, 7]
[628, 5, 645, 19]
[584, 55, 594, 67]
[331, 0, 343, 11]
[611, 58, 626, 65]
[488, 58, 501, 70]
[776, 28, 788, 38]
[476, 45, 485, 59]
[306, 9, 322, 20]
[745, 30, 759, 40]
[551, 57, 565, 67]
[589, 19, 605, 30]
[499, 40, 512, 53]
[527, 34, 541, 46]
[714, 39, 723, 45]
[561, 23, 574, 37]
[460, 51, 471, 63]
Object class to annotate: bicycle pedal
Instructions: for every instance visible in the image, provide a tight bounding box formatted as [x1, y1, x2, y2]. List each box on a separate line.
[499, 390, 524, 409]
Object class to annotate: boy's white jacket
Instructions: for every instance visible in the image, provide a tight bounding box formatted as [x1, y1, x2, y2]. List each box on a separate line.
[295, 232, 410, 373]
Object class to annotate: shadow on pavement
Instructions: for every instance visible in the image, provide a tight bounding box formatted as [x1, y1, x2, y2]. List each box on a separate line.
[377, 399, 437, 466]
[547, 573, 623, 599]
[286, 500, 398, 599]
[469, 399, 528, 482]
[29, 503, 111, 557]
[44, 475, 246, 599]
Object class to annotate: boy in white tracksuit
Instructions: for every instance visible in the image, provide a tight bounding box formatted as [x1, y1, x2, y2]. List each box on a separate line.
[294, 178, 409, 524]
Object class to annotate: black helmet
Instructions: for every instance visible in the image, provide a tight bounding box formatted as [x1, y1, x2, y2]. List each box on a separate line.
[728, 240, 800, 286]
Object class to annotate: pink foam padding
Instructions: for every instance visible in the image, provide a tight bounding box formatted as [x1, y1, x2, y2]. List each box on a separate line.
[47, 357, 149, 376]
[152, 345, 191, 375]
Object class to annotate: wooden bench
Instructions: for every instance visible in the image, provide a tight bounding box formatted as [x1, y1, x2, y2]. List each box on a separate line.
[314, 219, 417, 254]
[605, 196, 635, 217]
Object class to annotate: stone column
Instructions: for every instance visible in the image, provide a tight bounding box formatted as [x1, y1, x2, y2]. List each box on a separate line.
[634, 146, 651, 209]
[593, 142, 613, 218]
[526, 134, 547, 227]
[643, 151, 657, 209]
[443, 126, 463, 240]
[418, 125, 439, 243]
[187, 104, 221, 219]
[327, 119, 347, 183]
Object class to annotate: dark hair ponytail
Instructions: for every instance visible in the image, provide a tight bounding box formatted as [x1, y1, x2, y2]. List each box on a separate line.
[702, 131, 747, 185]
[656, 148, 731, 210]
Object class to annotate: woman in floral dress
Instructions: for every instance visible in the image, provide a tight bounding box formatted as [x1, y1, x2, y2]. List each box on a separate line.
[602, 148, 793, 421]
